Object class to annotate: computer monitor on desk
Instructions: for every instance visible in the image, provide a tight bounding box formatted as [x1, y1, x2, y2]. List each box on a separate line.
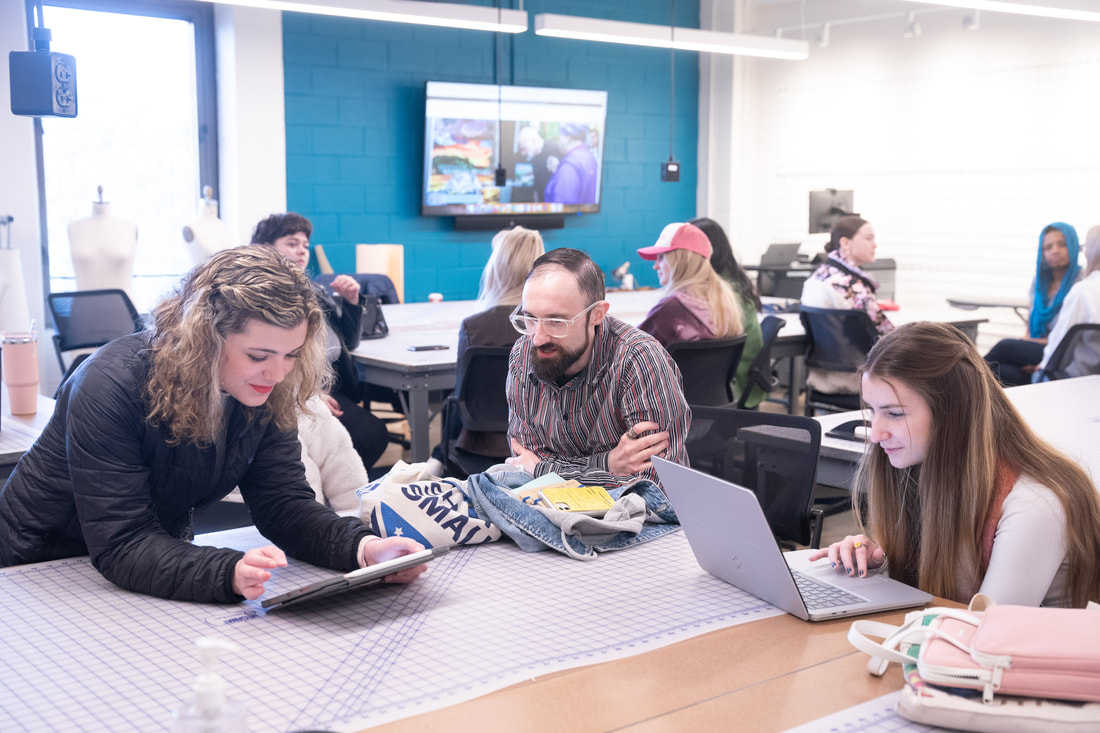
[756, 243, 810, 298]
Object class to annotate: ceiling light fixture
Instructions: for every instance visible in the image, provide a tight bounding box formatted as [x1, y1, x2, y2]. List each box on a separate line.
[814, 22, 831, 48]
[903, 0, 1100, 23]
[194, 0, 528, 33]
[534, 14, 809, 60]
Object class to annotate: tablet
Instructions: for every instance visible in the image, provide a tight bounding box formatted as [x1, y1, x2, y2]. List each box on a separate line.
[261, 546, 448, 611]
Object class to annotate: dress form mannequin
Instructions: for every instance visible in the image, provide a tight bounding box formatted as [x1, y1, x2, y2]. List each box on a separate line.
[0, 216, 32, 333]
[67, 186, 138, 295]
[182, 186, 232, 265]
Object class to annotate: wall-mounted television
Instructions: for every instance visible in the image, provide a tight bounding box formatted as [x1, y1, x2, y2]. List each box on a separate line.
[808, 189, 856, 234]
[422, 82, 608, 224]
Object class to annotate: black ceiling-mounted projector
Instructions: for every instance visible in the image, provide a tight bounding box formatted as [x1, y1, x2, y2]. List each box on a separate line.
[9, 28, 77, 118]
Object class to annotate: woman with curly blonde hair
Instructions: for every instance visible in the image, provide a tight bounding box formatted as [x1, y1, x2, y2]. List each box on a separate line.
[811, 322, 1100, 607]
[0, 246, 427, 603]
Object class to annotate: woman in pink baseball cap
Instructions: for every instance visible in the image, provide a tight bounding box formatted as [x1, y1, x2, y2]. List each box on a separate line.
[636, 222, 744, 347]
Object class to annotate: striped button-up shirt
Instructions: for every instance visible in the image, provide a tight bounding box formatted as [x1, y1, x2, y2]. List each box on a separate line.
[506, 316, 690, 487]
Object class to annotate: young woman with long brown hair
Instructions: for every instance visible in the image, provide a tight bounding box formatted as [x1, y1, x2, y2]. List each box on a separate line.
[811, 321, 1100, 607]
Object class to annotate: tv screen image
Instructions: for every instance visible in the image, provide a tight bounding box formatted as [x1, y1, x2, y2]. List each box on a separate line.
[423, 82, 608, 218]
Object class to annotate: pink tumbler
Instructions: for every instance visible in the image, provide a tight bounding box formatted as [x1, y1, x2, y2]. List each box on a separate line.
[2, 332, 39, 415]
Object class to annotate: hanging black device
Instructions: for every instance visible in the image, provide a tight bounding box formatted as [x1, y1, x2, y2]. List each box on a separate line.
[9, 27, 78, 118]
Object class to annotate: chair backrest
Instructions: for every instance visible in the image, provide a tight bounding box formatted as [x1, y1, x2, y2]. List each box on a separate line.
[48, 289, 143, 353]
[455, 346, 512, 432]
[799, 306, 879, 373]
[686, 405, 822, 547]
[1039, 323, 1100, 381]
[314, 273, 401, 305]
[312, 243, 335, 275]
[863, 258, 897, 301]
[736, 315, 786, 409]
[666, 335, 748, 407]
[356, 244, 404, 303]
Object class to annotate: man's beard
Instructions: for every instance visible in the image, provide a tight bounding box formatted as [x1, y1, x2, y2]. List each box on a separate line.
[532, 338, 589, 383]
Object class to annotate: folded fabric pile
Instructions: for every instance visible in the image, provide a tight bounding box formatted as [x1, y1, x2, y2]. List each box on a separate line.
[358, 461, 679, 558]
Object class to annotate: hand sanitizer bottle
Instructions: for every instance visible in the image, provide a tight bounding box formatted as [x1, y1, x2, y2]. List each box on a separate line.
[173, 638, 248, 732]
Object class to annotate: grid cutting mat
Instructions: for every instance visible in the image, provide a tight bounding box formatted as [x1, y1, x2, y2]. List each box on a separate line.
[0, 528, 781, 732]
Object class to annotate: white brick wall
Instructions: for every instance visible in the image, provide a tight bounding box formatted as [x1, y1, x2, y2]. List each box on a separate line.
[711, 2, 1100, 352]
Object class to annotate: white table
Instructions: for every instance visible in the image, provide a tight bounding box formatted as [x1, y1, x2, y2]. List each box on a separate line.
[352, 293, 986, 462]
[947, 295, 1031, 324]
[0, 384, 55, 473]
[350, 291, 661, 461]
[814, 375, 1100, 490]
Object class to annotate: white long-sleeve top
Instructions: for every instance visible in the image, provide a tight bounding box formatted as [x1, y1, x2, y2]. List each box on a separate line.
[977, 474, 1069, 607]
[224, 395, 367, 513]
[1037, 270, 1100, 376]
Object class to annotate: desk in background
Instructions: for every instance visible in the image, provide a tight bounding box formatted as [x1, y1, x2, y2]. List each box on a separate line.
[814, 375, 1100, 490]
[0, 384, 54, 480]
[350, 291, 660, 461]
[353, 292, 986, 461]
[947, 295, 1030, 324]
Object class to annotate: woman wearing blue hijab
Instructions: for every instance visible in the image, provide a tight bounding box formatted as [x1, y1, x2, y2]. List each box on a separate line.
[985, 222, 1081, 385]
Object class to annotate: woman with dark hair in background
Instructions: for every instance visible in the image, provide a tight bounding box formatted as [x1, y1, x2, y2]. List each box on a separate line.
[690, 216, 766, 408]
[984, 222, 1081, 386]
[252, 212, 389, 471]
[801, 215, 894, 395]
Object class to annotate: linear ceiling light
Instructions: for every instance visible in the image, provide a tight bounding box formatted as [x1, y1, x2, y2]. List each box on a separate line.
[534, 14, 809, 60]
[902, 1, 1100, 23]
[196, 0, 528, 33]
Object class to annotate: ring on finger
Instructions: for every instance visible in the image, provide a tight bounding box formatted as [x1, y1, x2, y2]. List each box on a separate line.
[627, 429, 640, 440]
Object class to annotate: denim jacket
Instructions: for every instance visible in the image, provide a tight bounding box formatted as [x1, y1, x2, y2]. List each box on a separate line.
[465, 469, 679, 559]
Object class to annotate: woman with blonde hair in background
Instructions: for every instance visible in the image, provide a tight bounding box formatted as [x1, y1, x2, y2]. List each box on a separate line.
[0, 246, 428, 602]
[427, 226, 546, 476]
[636, 222, 744, 347]
[811, 321, 1100, 607]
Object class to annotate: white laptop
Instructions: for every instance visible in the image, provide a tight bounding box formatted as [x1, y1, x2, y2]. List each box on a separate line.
[653, 457, 931, 621]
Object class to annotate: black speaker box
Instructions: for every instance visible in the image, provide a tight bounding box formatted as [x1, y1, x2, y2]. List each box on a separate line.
[9, 50, 78, 118]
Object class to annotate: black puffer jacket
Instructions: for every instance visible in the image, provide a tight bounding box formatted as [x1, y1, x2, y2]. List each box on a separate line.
[0, 333, 371, 602]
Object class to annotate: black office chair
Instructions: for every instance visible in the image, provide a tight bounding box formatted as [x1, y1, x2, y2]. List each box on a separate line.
[735, 315, 786, 409]
[666, 335, 748, 407]
[439, 345, 512, 479]
[47, 289, 145, 394]
[799, 306, 880, 416]
[1035, 324, 1100, 382]
[685, 405, 827, 549]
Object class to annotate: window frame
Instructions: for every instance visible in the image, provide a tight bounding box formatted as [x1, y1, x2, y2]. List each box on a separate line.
[26, 0, 218, 308]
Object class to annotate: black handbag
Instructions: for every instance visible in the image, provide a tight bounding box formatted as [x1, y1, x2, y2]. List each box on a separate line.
[361, 294, 389, 339]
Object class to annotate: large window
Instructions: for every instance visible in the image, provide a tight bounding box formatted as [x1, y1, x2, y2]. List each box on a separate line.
[36, 0, 217, 312]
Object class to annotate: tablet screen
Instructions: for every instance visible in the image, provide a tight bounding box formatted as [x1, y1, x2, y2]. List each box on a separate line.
[261, 546, 448, 611]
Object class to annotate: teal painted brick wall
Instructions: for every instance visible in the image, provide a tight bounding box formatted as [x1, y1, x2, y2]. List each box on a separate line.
[283, 1, 699, 301]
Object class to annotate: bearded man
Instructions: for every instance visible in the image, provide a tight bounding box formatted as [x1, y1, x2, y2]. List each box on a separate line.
[505, 248, 690, 487]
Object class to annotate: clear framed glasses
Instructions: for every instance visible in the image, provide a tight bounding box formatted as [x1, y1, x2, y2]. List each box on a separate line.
[509, 301, 601, 338]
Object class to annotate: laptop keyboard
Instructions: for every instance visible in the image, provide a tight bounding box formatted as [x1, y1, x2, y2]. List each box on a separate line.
[792, 572, 864, 610]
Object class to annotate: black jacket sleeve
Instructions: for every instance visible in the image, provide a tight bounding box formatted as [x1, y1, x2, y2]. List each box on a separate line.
[238, 420, 371, 572]
[65, 359, 245, 603]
